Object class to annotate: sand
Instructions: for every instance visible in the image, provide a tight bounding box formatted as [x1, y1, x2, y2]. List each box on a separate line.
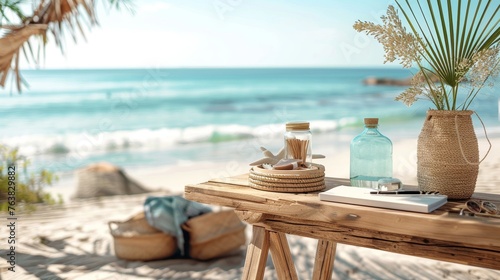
[1, 135, 500, 280]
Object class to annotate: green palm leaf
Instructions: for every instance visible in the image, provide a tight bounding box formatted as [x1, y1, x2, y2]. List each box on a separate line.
[357, 0, 500, 110]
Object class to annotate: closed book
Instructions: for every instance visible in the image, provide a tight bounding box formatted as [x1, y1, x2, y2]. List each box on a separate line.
[319, 186, 448, 213]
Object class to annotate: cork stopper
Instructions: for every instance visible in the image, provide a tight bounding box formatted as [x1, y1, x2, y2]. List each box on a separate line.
[364, 118, 379, 128]
[286, 122, 310, 131]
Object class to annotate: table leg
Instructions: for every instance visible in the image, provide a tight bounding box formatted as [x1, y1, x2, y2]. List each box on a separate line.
[269, 232, 299, 280]
[242, 226, 270, 280]
[312, 240, 336, 280]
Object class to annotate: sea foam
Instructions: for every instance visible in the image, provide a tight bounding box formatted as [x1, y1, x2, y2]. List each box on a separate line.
[1, 120, 355, 157]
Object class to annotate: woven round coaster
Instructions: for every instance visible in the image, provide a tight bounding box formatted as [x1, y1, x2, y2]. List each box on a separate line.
[249, 172, 324, 184]
[250, 164, 325, 179]
[248, 164, 325, 193]
[249, 177, 325, 188]
[249, 181, 325, 193]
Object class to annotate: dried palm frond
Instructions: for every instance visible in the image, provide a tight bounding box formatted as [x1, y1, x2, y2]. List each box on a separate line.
[0, 24, 47, 89]
[1, 0, 132, 92]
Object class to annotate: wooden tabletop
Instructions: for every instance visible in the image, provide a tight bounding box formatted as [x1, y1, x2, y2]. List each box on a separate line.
[185, 175, 500, 269]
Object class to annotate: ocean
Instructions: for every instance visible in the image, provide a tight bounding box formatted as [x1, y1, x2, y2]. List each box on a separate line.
[1, 68, 499, 177]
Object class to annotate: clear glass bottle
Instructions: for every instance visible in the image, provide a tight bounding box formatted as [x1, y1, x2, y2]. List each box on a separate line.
[350, 118, 392, 189]
[284, 122, 312, 167]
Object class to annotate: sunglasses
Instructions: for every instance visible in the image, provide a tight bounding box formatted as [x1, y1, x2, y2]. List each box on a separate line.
[459, 200, 498, 217]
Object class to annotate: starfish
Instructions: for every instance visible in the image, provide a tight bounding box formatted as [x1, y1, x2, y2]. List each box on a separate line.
[249, 146, 326, 166]
[249, 147, 285, 166]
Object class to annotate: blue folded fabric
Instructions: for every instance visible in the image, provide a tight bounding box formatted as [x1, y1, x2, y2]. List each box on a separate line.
[144, 196, 212, 255]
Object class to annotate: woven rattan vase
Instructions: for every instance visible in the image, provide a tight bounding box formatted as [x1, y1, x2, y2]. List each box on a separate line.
[417, 110, 479, 200]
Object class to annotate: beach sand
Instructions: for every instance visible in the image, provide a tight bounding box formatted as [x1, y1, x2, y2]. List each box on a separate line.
[2, 135, 500, 280]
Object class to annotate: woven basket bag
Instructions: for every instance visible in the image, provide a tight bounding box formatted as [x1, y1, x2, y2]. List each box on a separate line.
[417, 110, 479, 199]
[109, 212, 177, 261]
[182, 210, 246, 260]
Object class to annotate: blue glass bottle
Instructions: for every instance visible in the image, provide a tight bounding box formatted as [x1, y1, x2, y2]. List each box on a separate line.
[350, 118, 392, 189]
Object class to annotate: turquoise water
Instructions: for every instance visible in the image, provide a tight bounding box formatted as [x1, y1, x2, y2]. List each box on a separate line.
[1, 68, 499, 174]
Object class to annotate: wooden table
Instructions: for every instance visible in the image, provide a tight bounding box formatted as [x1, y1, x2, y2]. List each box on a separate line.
[184, 175, 500, 280]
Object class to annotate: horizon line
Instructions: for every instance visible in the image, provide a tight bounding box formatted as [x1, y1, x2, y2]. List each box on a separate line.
[22, 65, 409, 71]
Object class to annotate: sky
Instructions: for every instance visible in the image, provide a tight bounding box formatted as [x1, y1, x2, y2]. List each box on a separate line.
[36, 0, 396, 69]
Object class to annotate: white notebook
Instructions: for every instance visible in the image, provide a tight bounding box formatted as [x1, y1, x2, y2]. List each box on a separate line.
[319, 186, 448, 213]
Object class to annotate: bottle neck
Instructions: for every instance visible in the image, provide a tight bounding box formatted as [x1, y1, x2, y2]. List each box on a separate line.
[363, 125, 380, 135]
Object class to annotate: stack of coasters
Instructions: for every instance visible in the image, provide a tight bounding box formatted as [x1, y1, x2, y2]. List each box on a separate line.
[249, 163, 325, 193]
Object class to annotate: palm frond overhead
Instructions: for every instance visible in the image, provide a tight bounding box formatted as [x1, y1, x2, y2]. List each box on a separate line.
[0, 24, 47, 88]
[0, 0, 132, 92]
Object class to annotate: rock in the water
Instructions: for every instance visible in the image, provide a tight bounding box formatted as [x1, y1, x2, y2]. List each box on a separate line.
[363, 76, 412, 86]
